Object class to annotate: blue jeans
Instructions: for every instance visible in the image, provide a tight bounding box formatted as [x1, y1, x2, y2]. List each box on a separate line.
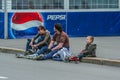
[41, 49, 59, 60]
[52, 55, 63, 61]
[26, 36, 44, 51]
[26, 39, 33, 51]
[36, 45, 48, 55]
[27, 45, 48, 58]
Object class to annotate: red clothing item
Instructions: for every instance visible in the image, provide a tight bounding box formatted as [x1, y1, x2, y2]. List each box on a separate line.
[52, 31, 69, 48]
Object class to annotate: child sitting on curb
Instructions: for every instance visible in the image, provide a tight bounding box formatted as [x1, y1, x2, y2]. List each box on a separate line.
[66, 36, 96, 63]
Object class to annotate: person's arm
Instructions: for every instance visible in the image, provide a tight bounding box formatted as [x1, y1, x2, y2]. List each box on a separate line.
[51, 35, 66, 51]
[51, 42, 63, 51]
[35, 32, 51, 47]
[48, 33, 56, 49]
[48, 40, 54, 49]
[30, 33, 39, 46]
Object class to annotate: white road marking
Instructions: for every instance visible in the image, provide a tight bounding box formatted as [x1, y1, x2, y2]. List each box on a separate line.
[0, 76, 8, 79]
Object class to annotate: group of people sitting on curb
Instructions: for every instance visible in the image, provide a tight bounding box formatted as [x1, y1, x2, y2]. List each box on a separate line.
[16, 23, 97, 63]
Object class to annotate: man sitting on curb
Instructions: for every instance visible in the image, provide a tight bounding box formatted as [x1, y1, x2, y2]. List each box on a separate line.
[16, 25, 51, 58]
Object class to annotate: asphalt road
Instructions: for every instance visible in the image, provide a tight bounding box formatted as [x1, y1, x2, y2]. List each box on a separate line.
[0, 53, 120, 80]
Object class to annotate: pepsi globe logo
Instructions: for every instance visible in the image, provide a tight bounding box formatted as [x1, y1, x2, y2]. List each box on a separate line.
[11, 12, 43, 38]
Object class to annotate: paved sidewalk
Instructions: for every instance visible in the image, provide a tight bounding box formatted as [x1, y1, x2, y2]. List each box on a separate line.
[0, 37, 120, 66]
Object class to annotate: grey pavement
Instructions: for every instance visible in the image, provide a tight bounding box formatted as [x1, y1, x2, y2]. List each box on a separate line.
[0, 37, 120, 67]
[0, 37, 120, 60]
[0, 53, 120, 80]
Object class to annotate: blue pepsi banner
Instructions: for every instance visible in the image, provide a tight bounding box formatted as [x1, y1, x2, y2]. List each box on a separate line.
[0, 12, 4, 39]
[8, 11, 120, 39]
[8, 12, 66, 39]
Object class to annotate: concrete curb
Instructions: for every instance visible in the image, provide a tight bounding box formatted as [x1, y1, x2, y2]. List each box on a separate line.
[0, 47, 25, 54]
[82, 57, 120, 67]
[0, 47, 120, 67]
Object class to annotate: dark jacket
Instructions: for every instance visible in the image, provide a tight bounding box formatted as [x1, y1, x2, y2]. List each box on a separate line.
[33, 30, 51, 46]
[82, 43, 96, 57]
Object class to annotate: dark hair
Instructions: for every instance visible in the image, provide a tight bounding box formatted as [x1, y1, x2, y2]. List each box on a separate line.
[54, 23, 62, 32]
[38, 25, 46, 31]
